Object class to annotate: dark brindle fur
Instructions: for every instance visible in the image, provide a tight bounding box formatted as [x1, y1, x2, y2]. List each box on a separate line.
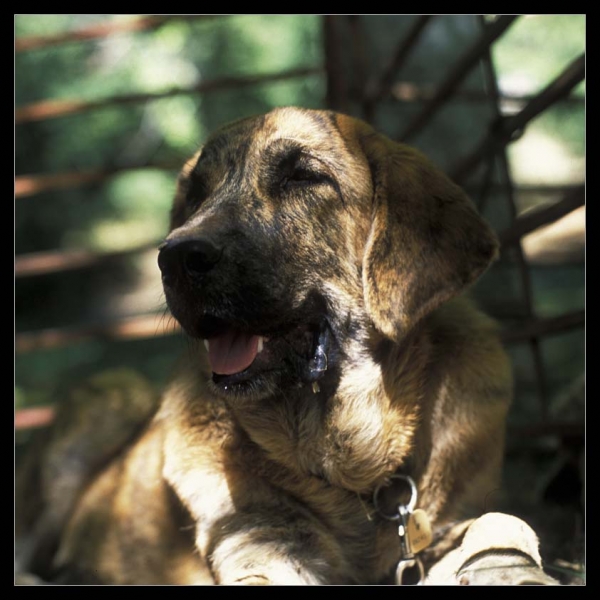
[16, 107, 512, 585]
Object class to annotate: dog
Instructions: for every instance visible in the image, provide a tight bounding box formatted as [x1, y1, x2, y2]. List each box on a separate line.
[16, 107, 518, 585]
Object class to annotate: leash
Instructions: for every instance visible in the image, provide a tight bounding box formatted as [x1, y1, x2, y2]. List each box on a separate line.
[373, 474, 433, 585]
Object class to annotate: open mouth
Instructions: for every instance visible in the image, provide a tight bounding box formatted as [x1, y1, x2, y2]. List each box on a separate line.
[196, 314, 333, 394]
[205, 330, 266, 376]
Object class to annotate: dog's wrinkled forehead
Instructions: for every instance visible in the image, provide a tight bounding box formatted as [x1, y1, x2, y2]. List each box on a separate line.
[201, 108, 349, 168]
[170, 107, 373, 230]
[263, 107, 346, 148]
[274, 107, 346, 141]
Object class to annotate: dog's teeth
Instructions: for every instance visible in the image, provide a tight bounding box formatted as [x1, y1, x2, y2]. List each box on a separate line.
[257, 336, 264, 354]
[203, 339, 209, 352]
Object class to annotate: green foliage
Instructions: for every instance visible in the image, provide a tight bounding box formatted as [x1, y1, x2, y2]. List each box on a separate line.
[491, 15, 585, 95]
[15, 15, 324, 259]
[68, 169, 176, 251]
[492, 16, 585, 189]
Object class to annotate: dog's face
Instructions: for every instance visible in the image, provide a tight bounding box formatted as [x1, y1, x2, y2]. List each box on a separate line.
[158, 107, 498, 402]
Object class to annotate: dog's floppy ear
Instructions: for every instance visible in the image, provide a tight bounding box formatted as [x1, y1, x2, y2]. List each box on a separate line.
[358, 129, 499, 342]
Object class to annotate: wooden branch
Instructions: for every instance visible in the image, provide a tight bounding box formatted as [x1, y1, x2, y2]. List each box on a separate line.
[499, 186, 585, 248]
[400, 15, 518, 141]
[15, 15, 224, 52]
[384, 81, 585, 106]
[501, 310, 585, 344]
[15, 243, 158, 278]
[451, 53, 585, 184]
[322, 16, 348, 112]
[14, 406, 56, 430]
[364, 15, 432, 117]
[15, 314, 181, 354]
[347, 16, 369, 108]
[15, 66, 324, 124]
[15, 162, 180, 198]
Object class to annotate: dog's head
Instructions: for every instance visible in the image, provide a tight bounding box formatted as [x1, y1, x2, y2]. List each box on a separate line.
[159, 107, 498, 400]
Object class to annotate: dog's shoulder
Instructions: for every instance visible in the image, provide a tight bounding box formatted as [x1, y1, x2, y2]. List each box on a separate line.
[426, 295, 512, 403]
[412, 296, 512, 523]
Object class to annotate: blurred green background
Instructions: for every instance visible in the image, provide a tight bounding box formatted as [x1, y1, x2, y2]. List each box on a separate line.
[15, 14, 585, 581]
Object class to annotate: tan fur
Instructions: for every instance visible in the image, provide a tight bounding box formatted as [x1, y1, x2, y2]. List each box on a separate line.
[16, 107, 512, 585]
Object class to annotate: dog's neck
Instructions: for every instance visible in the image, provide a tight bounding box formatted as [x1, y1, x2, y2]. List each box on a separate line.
[226, 326, 431, 494]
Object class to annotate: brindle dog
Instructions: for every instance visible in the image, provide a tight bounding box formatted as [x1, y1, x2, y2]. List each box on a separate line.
[17, 107, 516, 585]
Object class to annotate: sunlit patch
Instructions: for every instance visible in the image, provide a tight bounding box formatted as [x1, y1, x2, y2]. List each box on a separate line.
[522, 205, 585, 265]
[508, 130, 585, 185]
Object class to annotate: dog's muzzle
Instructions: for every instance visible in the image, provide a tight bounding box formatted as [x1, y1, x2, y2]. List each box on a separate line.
[158, 236, 223, 288]
[158, 234, 338, 396]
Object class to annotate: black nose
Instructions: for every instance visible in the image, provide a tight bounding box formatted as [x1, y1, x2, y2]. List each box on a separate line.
[158, 237, 223, 285]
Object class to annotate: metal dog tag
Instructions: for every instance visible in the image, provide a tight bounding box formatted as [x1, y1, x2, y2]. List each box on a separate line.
[406, 508, 432, 554]
[396, 557, 424, 585]
[373, 474, 432, 585]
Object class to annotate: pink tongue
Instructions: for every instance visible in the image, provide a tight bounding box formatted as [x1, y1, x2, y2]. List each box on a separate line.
[207, 330, 260, 375]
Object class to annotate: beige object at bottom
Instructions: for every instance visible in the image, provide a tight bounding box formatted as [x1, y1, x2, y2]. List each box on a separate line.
[425, 513, 559, 585]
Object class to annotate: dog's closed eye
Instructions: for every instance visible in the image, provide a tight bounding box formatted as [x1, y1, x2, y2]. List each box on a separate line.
[281, 166, 329, 190]
[277, 150, 344, 204]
